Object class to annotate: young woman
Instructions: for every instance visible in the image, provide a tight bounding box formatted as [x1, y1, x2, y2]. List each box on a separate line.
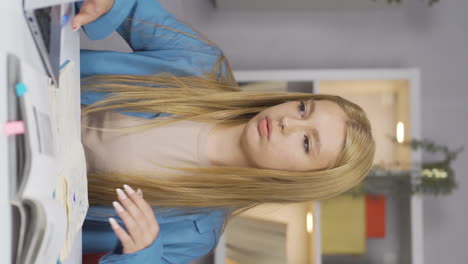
[74, 0, 376, 263]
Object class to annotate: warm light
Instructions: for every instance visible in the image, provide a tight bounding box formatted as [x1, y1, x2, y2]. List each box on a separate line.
[421, 168, 448, 179]
[307, 212, 314, 233]
[396, 122, 405, 143]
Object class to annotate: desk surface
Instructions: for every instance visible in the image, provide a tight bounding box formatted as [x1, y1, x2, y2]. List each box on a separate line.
[0, 2, 82, 264]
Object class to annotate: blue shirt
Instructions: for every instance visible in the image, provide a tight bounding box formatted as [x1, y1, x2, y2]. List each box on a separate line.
[77, 0, 229, 263]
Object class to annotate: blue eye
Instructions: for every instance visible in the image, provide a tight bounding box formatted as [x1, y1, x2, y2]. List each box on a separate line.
[304, 135, 310, 154]
[299, 101, 306, 117]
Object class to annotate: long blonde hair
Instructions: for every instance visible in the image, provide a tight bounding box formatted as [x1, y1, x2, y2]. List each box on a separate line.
[81, 78, 375, 207]
[81, 17, 376, 251]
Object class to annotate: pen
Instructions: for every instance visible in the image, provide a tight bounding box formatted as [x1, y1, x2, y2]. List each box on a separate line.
[61, 15, 69, 27]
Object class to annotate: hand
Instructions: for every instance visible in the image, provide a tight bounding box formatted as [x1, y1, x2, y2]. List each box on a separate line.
[72, 0, 115, 31]
[109, 184, 160, 254]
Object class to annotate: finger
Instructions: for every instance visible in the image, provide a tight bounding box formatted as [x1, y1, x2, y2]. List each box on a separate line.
[124, 185, 157, 224]
[122, 186, 159, 247]
[72, 1, 101, 29]
[118, 186, 147, 225]
[114, 193, 141, 239]
[137, 188, 143, 198]
[109, 217, 134, 249]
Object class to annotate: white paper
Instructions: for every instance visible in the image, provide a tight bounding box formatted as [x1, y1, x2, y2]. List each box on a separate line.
[49, 60, 89, 260]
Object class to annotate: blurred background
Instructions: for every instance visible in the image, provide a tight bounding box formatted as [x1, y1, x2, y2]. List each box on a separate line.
[80, 0, 468, 263]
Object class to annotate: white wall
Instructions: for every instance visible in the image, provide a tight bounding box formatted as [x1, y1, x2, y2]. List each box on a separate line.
[176, 1, 468, 263]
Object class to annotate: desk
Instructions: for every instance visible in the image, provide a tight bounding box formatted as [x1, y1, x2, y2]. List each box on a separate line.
[0, 2, 82, 264]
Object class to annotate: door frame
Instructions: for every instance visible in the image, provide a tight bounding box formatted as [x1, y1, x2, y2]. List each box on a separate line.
[215, 68, 422, 264]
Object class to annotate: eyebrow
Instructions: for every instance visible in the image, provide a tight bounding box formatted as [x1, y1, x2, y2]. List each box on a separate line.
[307, 100, 321, 156]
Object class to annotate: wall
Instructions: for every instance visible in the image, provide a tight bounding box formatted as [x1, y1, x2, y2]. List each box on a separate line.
[319, 80, 405, 166]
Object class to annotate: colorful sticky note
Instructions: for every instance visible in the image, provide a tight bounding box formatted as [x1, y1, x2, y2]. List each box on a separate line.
[3, 121, 25, 135]
[15, 83, 27, 96]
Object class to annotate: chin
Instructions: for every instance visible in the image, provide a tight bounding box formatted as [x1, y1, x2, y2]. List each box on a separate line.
[241, 126, 261, 165]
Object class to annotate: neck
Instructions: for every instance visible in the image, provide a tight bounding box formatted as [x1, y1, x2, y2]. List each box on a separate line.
[204, 123, 249, 167]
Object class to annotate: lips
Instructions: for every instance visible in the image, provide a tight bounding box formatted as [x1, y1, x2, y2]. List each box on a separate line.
[258, 117, 271, 139]
[266, 117, 272, 136]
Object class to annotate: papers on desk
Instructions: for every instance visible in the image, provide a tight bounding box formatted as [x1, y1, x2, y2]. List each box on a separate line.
[49, 60, 89, 261]
[5, 52, 67, 264]
[4, 49, 86, 264]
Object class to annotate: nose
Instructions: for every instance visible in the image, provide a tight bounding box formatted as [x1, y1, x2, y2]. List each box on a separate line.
[280, 116, 288, 130]
[279, 116, 306, 134]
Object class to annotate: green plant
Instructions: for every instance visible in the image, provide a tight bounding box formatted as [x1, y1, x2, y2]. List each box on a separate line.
[348, 138, 464, 197]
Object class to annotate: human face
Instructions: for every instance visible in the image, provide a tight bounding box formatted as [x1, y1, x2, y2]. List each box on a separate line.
[240, 100, 347, 171]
